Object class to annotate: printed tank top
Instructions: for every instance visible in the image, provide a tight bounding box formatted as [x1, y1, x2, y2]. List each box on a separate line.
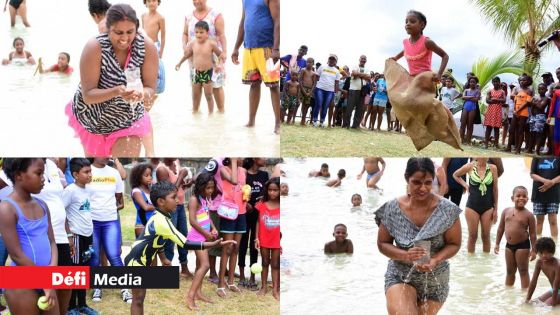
[72, 33, 146, 134]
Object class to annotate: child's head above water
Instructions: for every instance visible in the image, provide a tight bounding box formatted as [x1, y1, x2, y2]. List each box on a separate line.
[13, 37, 24, 52]
[194, 172, 216, 199]
[280, 182, 289, 196]
[149, 181, 178, 212]
[333, 223, 348, 242]
[320, 163, 329, 176]
[58, 52, 70, 68]
[3, 158, 45, 194]
[337, 169, 346, 179]
[351, 193, 362, 207]
[405, 10, 427, 35]
[536, 237, 556, 261]
[511, 185, 529, 209]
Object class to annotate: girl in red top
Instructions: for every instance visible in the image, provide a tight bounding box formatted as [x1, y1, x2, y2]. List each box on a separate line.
[255, 177, 280, 301]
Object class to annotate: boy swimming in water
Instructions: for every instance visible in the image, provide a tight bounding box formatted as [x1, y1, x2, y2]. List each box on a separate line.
[495, 186, 537, 289]
[176, 21, 223, 114]
[324, 224, 353, 254]
[309, 163, 330, 178]
[526, 237, 560, 306]
[280, 182, 289, 196]
[326, 169, 346, 187]
[351, 193, 362, 207]
[357, 157, 386, 189]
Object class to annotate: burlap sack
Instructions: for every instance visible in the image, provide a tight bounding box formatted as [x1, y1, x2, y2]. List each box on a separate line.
[384, 59, 462, 151]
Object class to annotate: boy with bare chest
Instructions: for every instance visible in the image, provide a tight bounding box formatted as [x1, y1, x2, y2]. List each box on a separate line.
[495, 186, 537, 288]
[299, 57, 315, 125]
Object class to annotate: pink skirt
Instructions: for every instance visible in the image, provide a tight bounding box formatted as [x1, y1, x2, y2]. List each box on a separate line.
[65, 101, 151, 156]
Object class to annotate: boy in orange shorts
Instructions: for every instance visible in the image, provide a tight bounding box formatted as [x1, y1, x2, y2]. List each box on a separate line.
[231, 0, 280, 134]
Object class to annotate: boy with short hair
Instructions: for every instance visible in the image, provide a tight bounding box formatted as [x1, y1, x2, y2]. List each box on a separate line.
[324, 224, 353, 254]
[526, 237, 560, 306]
[327, 169, 346, 187]
[309, 163, 330, 178]
[125, 181, 233, 315]
[495, 186, 537, 289]
[176, 21, 223, 114]
[62, 158, 97, 315]
[299, 57, 315, 125]
[142, 0, 166, 94]
[280, 183, 289, 196]
[282, 71, 301, 124]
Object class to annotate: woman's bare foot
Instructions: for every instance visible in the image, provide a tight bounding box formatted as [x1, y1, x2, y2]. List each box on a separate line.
[272, 290, 280, 301]
[257, 286, 267, 296]
[216, 287, 227, 298]
[186, 296, 199, 311]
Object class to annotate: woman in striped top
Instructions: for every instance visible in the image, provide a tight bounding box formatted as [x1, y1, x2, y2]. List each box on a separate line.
[66, 4, 158, 157]
[186, 172, 219, 310]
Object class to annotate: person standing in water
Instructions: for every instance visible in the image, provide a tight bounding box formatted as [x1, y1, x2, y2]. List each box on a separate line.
[3, 0, 30, 27]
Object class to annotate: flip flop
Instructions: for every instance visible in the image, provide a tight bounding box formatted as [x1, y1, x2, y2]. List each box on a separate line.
[227, 283, 241, 293]
[216, 287, 227, 298]
[238, 279, 248, 287]
[247, 282, 259, 291]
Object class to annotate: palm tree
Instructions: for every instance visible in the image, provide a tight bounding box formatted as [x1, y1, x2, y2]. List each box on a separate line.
[470, 0, 560, 74]
[449, 51, 525, 114]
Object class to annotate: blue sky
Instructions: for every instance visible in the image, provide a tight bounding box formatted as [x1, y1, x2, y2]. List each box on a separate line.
[282, 0, 559, 86]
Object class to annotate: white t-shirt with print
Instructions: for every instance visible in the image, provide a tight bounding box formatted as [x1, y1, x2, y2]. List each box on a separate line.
[440, 87, 460, 109]
[315, 66, 342, 92]
[63, 183, 93, 237]
[87, 165, 124, 222]
[33, 159, 68, 244]
[349, 66, 369, 91]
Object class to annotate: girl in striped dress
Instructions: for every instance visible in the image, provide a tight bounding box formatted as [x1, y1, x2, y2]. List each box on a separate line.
[186, 172, 219, 310]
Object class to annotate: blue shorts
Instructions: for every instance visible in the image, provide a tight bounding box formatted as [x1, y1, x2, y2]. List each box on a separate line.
[373, 98, 388, 108]
[220, 213, 247, 234]
[367, 171, 380, 182]
[155, 41, 165, 94]
[533, 203, 559, 216]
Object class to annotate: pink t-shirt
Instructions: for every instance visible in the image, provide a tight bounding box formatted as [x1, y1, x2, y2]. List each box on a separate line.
[221, 166, 247, 215]
[403, 35, 432, 76]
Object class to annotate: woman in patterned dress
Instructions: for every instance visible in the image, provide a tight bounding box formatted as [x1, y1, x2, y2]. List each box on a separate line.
[483, 77, 507, 149]
[375, 158, 462, 315]
[67, 4, 158, 157]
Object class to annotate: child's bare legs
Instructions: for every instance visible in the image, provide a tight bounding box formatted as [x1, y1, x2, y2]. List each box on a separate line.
[504, 247, 516, 286]
[56, 289, 71, 315]
[327, 101, 335, 127]
[465, 111, 476, 144]
[367, 173, 382, 189]
[213, 87, 225, 113]
[203, 82, 214, 114]
[227, 233, 243, 290]
[5, 289, 58, 315]
[218, 233, 234, 297]
[361, 107, 371, 127]
[501, 118, 509, 145]
[142, 128, 155, 157]
[516, 248, 531, 288]
[376, 107, 384, 131]
[271, 248, 280, 300]
[300, 102, 309, 125]
[258, 248, 270, 296]
[187, 250, 211, 310]
[515, 117, 528, 154]
[192, 83, 203, 113]
[288, 104, 299, 124]
[131, 288, 146, 315]
[271, 86, 281, 134]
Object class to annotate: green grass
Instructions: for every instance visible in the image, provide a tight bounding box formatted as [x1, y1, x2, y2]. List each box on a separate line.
[280, 124, 523, 157]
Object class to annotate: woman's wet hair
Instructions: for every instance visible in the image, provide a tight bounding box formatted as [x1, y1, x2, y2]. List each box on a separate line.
[3, 158, 42, 183]
[404, 158, 435, 181]
[407, 10, 427, 31]
[535, 237, 555, 254]
[88, 0, 111, 16]
[12, 37, 23, 47]
[106, 4, 139, 31]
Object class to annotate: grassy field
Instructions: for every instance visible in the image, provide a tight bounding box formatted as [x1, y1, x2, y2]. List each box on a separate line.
[280, 124, 524, 157]
[93, 198, 280, 314]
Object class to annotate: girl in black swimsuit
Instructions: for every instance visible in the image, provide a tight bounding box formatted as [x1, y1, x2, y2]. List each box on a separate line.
[453, 158, 499, 253]
[4, 0, 30, 27]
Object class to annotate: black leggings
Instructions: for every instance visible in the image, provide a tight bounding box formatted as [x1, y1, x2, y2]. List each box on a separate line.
[238, 209, 258, 268]
[69, 234, 93, 309]
[444, 188, 463, 207]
